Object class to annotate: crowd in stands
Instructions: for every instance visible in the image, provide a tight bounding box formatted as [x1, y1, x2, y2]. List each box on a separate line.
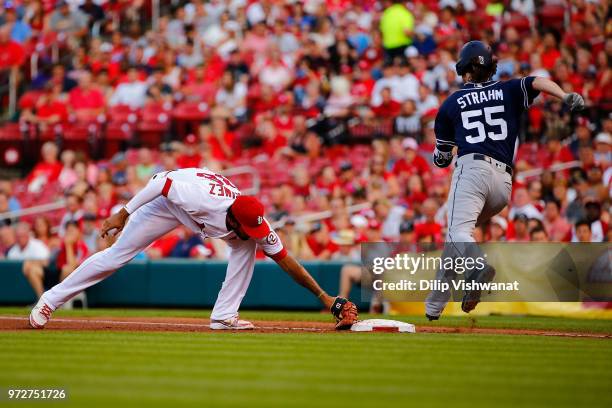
[0, 0, 610, 295]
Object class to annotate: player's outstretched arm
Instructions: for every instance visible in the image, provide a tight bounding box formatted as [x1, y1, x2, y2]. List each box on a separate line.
[275, 254, 335, 309]
[532, 77, 585, 111]
[275, 254, 359, 329]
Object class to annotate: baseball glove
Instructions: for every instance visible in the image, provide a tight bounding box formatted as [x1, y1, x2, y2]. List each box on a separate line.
[330, 297, 359, 330]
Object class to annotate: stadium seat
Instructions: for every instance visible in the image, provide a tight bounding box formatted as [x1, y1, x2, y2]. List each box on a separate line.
[173, 102, 210, 137]
[63, 123, 96, 154]
[538, 4, 566, 30]
[108, 105, 141, 125]
[104, 122, 134, 157]
[137, 103, 172, 148]
[503, 12, 531, 34]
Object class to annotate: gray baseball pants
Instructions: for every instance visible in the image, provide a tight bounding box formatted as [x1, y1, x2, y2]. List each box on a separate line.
[425, 153, 512, 317]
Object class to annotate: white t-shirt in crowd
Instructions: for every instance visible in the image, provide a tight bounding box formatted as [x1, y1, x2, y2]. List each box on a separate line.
[7, 238, 50, 261]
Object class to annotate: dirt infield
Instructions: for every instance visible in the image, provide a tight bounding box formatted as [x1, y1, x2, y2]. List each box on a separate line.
[0, 315, 610, 338]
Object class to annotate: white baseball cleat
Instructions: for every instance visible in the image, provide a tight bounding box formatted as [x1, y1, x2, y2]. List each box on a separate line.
[29, 298, 55, 329]
[210, 315, 255, 330]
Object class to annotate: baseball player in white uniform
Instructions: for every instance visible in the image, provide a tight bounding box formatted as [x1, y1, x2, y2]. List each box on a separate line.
[29, 168, 358, 330]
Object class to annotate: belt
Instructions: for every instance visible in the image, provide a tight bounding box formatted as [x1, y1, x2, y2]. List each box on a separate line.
[473, 154, 513, 176]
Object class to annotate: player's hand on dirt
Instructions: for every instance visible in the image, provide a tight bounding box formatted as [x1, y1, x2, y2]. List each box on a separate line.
[562, 92, 585, 111]
[101, 208, 129, 239]
[330, 297, 359, 330]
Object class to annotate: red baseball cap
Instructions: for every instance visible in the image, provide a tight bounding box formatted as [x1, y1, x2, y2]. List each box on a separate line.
[185, 133, 198, 145]
[230, 196, 270, 239]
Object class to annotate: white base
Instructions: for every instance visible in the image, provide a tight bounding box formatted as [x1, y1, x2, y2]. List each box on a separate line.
[350, 319, 416, 333]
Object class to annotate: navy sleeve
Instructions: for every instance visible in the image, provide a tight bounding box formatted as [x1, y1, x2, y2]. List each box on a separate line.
[434, 105, 456, 152]
[508, 76, 540, 110]
[521, 76, 540, 107]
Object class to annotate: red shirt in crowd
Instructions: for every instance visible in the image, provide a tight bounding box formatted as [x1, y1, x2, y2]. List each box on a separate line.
[352, 78, 375, 100]
[177, 152, 202, 168]
[262, 134, 287, 157]
[0, 40, 25, 68]
[541, 48, 561, 70]
[208, 131, 237, 161]
[414, 220, 443, 242]
[27, 161, 62, 184]
[149, 233, 181, 257]
[392, 155, 431, 179]
[56, 240, 89, 270]
[68, 87, 106, 111]
[306, 236, 339, 257]
[37, 100, 69, 122]
[538, 146, 575, 168]
[371, 100, 402, 118]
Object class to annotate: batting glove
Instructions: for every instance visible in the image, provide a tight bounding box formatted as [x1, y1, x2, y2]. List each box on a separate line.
[433, 148, 454, 168]
[563, 93, 585, 111]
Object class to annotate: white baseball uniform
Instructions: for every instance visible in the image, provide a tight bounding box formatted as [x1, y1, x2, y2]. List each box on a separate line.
[42, 168, 286, 320]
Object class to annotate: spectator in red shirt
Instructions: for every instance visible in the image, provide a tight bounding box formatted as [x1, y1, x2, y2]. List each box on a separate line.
[0, 25, 25, 70]
[414, 198, 443, 243]
[56, 220, 89, 282]
[20, 83, 68, 131]
[371, 87, 401, 118]
[27, 142, 62, 193]
[177, 134, 202, 168]
[508, 214, 531, 242]
[392, 137, 431, 181]
[540, 32, 561, 70]
[68, 72, 106, 122]
[206, 115, 237, 161]
[146, 231, 181, 259]
[404, 174, 428, 209]
[351, 62, 375, 105]
[182, 66, 217, 104]
[306, 222, 338, 259]
[543, 199, 571, 242]
[256, 117, 287, 158]
[540, 134, 575, 168]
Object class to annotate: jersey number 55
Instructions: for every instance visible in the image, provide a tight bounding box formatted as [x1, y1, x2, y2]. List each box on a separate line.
[461, 105, 508, 143]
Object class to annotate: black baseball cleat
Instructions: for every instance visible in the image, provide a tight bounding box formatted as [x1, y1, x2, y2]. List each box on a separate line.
[461, 265, 496, 313]
[425, 314, 440, 321]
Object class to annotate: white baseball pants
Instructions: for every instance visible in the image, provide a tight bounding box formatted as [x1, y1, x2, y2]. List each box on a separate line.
[43, 197, 257, 321]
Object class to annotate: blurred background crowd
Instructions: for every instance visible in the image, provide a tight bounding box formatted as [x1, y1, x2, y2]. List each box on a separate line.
[0, 0, 610, 285]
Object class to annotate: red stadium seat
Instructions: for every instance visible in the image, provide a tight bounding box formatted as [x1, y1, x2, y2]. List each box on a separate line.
[108, 105, 140, 125]
[173, 102, 210, 137]
[538, 4, 565, 30]
[137, 103, 172, 148]
[104, 122, 134, 157]
[504, 12, 531, 34]
[63, 123, 97, 154]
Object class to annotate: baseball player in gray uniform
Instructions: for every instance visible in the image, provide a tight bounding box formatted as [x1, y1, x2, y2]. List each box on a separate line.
[424, 41, 585, 320]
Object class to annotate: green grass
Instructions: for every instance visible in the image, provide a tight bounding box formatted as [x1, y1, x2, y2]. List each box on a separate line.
[2, 306, 612, 333]
[0, 330, 611, 408]
[1, 309, 611, 407]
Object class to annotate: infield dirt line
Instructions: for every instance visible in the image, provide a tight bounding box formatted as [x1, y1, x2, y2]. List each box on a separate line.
[0, 316, 610, 338]
[0, 316, 326, 332]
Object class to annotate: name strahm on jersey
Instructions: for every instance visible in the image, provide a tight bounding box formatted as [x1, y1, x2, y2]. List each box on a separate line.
[456, 88, 504, 109]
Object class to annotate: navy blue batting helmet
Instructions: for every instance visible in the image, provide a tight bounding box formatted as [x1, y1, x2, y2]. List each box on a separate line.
[455, 41, 494, 76]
